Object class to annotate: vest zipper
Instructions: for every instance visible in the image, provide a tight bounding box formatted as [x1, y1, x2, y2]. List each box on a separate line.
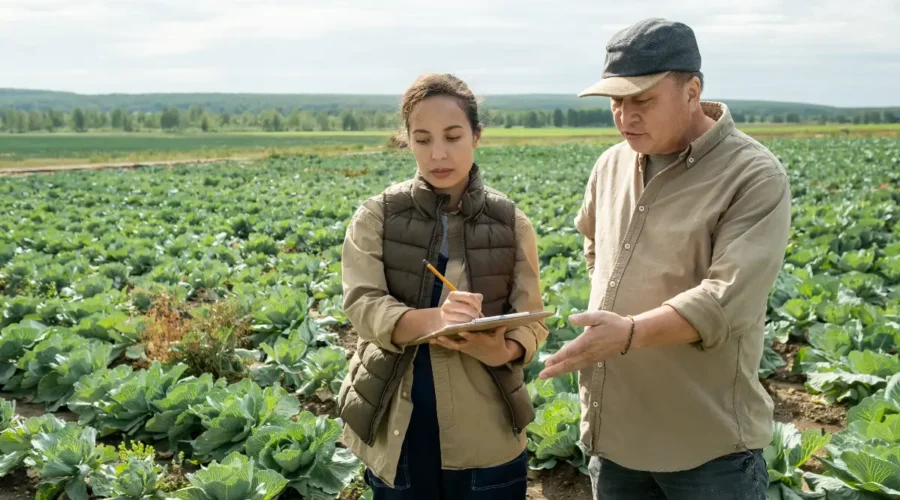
[419, 196, 447, 308]
[462, 202, 519, 435]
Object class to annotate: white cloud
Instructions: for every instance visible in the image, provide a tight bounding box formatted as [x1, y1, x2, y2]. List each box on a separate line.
[0, 0, 114, 23]
[116, 4, 406, 57]
[0, 0, 897, 106]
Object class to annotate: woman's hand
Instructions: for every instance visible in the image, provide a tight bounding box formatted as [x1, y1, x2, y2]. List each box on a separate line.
[431, 326, 523, 367]
[433, 292, 523, 366]
[440, 291, 483, 325]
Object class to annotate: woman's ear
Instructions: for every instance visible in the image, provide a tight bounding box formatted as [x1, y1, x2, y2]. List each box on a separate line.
[473, 125, 482, 148]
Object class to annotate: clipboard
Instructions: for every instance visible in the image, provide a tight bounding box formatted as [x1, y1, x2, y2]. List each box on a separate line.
[407, 310, 553, 346]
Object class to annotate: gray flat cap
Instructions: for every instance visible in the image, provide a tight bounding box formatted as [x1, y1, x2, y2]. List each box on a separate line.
[579, 18, 702, 98]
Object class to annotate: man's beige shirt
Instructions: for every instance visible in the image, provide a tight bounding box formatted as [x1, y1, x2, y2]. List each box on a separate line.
[574, 101, 791, 471]
[339, 195, 549, 487]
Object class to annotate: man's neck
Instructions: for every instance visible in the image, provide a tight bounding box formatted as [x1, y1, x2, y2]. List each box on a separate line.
[681, 110, 717, 149]
[661, 108, 718, 155]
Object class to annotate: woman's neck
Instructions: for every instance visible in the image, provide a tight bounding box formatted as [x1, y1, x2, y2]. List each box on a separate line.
[438, 178, 469, 213]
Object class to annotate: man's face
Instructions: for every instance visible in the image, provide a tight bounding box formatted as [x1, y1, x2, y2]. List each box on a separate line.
[611, 75, 697, 155]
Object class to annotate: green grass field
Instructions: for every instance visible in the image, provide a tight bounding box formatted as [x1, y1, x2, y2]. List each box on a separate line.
[1, 123, 898, 170]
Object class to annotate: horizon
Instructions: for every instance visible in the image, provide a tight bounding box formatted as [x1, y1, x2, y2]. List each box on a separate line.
[2, 1, 898, 108]
[3, 88, 898, 111]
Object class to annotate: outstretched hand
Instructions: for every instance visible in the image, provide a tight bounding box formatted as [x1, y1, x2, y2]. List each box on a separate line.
[538, 311, 632, 379]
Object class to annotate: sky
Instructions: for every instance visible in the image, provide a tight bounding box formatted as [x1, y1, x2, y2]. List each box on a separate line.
[2, 0, 899, 107]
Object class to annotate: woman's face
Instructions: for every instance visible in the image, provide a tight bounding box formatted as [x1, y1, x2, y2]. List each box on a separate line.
[407, 95, 480, 192]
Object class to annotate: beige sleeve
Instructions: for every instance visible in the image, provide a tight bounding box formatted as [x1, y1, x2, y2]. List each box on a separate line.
[341, 197, 413, 354]
[663, 171, 792, 350]
[503, 208, 550, 366]
[574, 161, 598, 278]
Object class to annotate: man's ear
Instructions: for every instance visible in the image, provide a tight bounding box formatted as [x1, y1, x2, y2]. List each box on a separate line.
[685, 77, 702, 109]
[688, 77, 702, 102]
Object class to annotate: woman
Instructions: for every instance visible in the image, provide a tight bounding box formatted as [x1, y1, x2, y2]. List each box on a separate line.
[337, 73, 548, 499]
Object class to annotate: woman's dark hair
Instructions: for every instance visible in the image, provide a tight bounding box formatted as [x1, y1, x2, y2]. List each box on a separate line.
[390, 73, 482, 148]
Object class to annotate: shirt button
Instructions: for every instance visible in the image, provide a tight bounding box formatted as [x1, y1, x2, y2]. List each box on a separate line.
[688, 157, 695, 164]
[593, 402, 599, 408]
[597, 362, 604, 368]
[393, 430, 400, 436]
[609, 281, 617, 288]
[638, 206, 646, 212]
[402, 392, 408, 398]
[624, 243, 631, 250]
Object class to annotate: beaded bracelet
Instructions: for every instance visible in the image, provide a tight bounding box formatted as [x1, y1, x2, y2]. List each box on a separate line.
[621, 315, 635, 355]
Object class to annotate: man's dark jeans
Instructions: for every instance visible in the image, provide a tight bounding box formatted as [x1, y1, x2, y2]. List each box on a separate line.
[588, 450, 768, 500]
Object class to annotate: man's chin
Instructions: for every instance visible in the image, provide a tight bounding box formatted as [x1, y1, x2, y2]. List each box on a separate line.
[624, 135, 651, 153]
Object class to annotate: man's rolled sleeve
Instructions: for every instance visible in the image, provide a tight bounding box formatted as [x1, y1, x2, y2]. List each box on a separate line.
[663, 288, 730, 349]
[504, 209, 549, 366]
[341, 199, 413, 353]
[663, 170, 791, 350]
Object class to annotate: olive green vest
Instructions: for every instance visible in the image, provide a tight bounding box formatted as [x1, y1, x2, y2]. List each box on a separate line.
[338, 164, 535, 445]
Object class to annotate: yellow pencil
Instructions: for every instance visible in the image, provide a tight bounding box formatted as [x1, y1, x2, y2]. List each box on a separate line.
[423, 260, 484, 318]
[423, 259, 458, 292]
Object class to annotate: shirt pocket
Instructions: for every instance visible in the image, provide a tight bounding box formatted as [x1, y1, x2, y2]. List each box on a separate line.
[461, 354, 504, 400]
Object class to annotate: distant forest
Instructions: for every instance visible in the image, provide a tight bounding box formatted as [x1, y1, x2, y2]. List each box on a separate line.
[1, 89, 897, 133]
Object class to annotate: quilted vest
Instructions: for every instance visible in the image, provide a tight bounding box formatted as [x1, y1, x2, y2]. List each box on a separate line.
[337, 164, 535, 445]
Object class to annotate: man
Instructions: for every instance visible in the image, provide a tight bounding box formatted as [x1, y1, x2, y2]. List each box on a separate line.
[537, 18, 791, 500]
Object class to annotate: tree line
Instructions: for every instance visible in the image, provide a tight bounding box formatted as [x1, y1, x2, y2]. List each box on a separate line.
[1, 106, 897, 133]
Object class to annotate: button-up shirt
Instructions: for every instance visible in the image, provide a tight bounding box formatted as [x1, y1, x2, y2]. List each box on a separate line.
[573, 101, 792, 471]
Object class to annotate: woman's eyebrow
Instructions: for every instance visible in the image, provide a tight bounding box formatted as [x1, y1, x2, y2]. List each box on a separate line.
[412, 124, 463, 134]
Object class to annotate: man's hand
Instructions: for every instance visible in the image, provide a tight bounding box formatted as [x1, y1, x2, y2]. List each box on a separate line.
[537, 306, 701, 379]
[431, 326, 522, 367]
[538, 311, 632, 379]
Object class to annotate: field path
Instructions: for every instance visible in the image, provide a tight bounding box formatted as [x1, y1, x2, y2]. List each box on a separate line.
[0, 149, 389, 176]
[0, 157, 250, 176]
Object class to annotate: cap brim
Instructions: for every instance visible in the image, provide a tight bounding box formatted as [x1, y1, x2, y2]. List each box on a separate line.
[577, 71, 670, 98]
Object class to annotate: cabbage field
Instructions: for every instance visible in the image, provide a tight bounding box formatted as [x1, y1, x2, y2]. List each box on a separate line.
[0, 137, 899, 500]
